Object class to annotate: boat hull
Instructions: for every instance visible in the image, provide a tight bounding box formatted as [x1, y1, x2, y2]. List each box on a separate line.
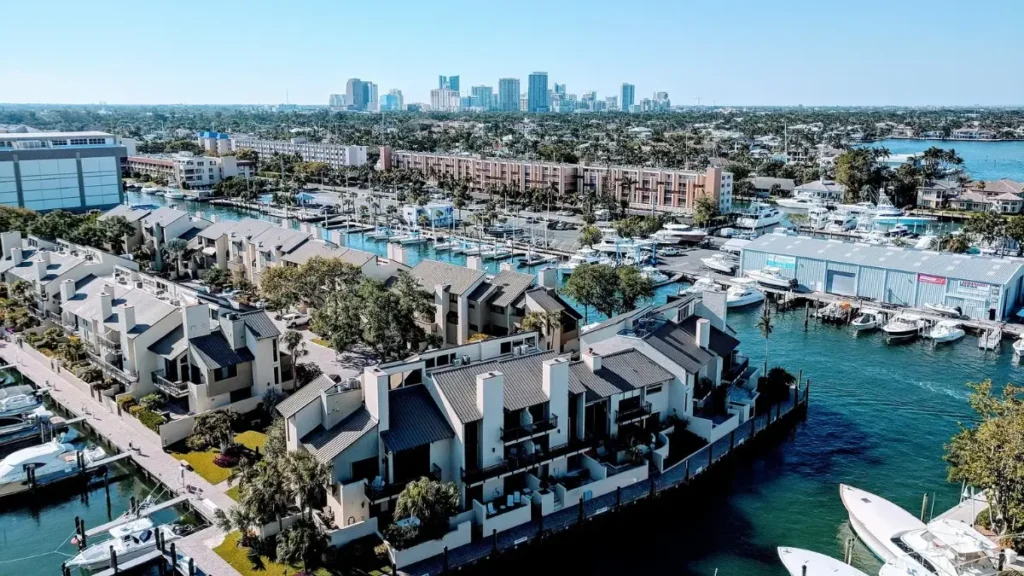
[727, 293, 765, 308]
[777, 547, 870, 576]
[746, 273, 796, 289]
[839, 484, 924, 564]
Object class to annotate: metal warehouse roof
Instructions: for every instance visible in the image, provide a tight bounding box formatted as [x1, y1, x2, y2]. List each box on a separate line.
[742, 233, 1024, 285]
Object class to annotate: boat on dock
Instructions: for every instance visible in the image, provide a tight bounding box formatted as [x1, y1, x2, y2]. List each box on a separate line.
[736, 202, 784, 229]
[929, 320, 965, 344]
[745, 266, 798, 289]
[640, 266, 671, 285]
[432, 238, 457, 251]
[163, 189, 185, 200]
[365, 227, 393, 241]
[558, 248, 601, 272]
[67, 518, 185, 571]
[517, 251, 557, 266]
[1013, 336, 1024, 357]
[0, 438, 106, 497]
[777, 547, 869, 576]
[924, 303, 963, 317]
[701, 253, 737, 274]
[680, 276, 719, 296]
[978, 326, 1003, 351]
[881, 314, 924, 342]
[726, 278, 766, 308]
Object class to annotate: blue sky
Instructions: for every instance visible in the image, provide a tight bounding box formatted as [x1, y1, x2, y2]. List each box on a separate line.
[2, 0, 1021, 106]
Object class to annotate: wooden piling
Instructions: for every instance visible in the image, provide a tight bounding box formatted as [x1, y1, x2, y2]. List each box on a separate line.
[920, 493, 929, 521]
[110, 545, 117, 573]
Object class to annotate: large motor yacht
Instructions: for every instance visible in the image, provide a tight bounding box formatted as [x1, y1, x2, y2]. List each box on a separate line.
[736, 202, 784, 229]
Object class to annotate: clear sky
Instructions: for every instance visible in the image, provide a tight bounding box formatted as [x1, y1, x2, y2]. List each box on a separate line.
[3, 0, 1021, 107]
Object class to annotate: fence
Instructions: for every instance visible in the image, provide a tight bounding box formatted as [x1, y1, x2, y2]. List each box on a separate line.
[400, 383, 810, 576]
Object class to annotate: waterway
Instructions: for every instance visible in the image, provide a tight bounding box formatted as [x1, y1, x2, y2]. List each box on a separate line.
[864, 138, 1024, 181]
[126, 191, 1009, 574]
[0, 375, 198, 576]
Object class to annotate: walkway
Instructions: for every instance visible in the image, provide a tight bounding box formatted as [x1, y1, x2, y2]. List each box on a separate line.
[0, 342, 242, 576]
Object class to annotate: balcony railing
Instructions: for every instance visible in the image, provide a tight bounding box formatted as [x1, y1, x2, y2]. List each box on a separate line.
[615, 401, 653, 424]
[366, 464, 444, 504]
[152, 369, 190, 398]
[723, 354, 750, 384]
[97, 332, 121, 352]
[501, 415, 558, 443]
[461, 435, 593, 486]
[86, 351, 139, 384]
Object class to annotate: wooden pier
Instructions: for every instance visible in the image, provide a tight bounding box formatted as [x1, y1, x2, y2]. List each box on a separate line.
[85, 494, 190, 537]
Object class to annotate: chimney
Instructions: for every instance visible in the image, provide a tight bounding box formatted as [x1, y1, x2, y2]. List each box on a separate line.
[466, 255, 482, 271]
[696, 318, 710, 349]
[182, 304, 212, 340]
[582, 348, 602, 371]
[219, 312, 246, 350]
[210, 214, 218, 223]
[34, 258, 47, 280]
[386, 243, 406, 264]
[272, 245, 284, 263]
[542, 357, 569, 445]
[38, 251, 50, 265]
[99, 290, 113, 320]
[60, 279, 76, 302]
[10, 247, 23, 265]
[699, 288, 728, 331]
[364, 367, 390, 433]
[538, 266, 557, 289]
[118, 304, 136, 334]
[476, 371, 504, 467]
[0, 231, 22, 258]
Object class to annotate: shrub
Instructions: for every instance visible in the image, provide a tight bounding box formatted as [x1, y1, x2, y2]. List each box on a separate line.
[139, 393, 163, 411]
[128, 405, 145, 416]
[382, 523, 418, 550]
[117, 396, 137, 411]
[213, 452, 240, 468]
[136, 409, 165, 432]
[76, 365, 103, 384]
[185, 434, 209, 452]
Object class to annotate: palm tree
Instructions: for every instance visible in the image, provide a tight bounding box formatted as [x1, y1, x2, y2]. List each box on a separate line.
[756, 302, 774, 375]
[58, 336, 85, 364]
[164, 238, 188, 280]
[521, 310, 562, 350]
[286, 450, 330, 518]
[282, 330, 304, 381]
[617, 176, 637, 209]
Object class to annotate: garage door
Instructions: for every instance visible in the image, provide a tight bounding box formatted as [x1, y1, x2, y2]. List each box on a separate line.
[826, 270, 857, 296]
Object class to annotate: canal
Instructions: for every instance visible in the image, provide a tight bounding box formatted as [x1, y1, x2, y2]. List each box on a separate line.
[125, 191, 1009, 574]
[0, 373, 199, 576]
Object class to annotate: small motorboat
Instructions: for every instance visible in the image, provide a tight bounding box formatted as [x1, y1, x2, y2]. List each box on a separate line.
[777, 547, 869, 576]
[701, 254, 737, 274]
[163, 189, 185, 200]
[881, 315, 922, 342]
[67, 519, 185, 571]
[850, 312, 878, 332]
[726, 279, 765, 308]
[140, 186, 161, 195]
[640, 266, 671, 285]
[0, 439, 106, 496]
[745, 267, 797, 289]
[680, 276, 719, 296]
[1013, 336, 1024, 357]
[432, 238, 456, 251]
[929, 320, 965, 344]
[924, 303, 963, 317]
[482, 246, 513, 260]
[0, 385, 42, 418]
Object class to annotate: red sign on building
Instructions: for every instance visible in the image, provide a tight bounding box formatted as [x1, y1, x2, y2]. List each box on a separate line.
[917, 273, 947, 285]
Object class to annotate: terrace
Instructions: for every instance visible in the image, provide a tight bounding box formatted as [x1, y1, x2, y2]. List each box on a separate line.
[461, 436, 592, 486]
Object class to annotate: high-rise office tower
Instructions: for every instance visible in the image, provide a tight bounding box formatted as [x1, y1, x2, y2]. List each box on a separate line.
[620, 83, 635, 112]
[329, 94, 346, 108]
[605, 96, 619, 111]
[498, 78, 520, 112]
[367, 83, 379, 112]
[554, 83, 566, 95]
[389, 89, 404, 111]
[470, 86, 494, 110]
[346, 78, 368, 110]
[528, 72, 549, 112]
[438, 75, 460, 92]
[439, 75, 447, 89]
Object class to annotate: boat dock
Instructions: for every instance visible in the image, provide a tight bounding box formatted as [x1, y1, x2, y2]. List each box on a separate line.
[85, 494, 190, 537]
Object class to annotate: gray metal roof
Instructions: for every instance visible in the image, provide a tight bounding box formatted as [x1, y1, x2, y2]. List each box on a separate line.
[431, 351, 560, 423]
[526, 287, 583, 320]
[467, 281, 496, 302]
[100, 288, 178, 334]
[141, 207, 189, 229]
[6, 251, 84, 285]
[677, 316, 739, 358]
[276, 374, 337, 418]
[301, 407, 377, 464]
[101, 205, 150, 223]
[241, 311, 280, 340]
[569, 349, 673, 402]
[488, 270, 536, 308]
[644, 321, 714, 374]
[190, 333, 255, 369]
[411, 259, 485, 296]
[196, 220, 236, 240]
[219, 219, 275, 242]
[742, 233, 1024, 285]
[279, 241, 342, 265]
[148, 326, 186, 358]
[250, 226, 309, 254]
[381, 386, 454, 453]
[580, 306, 648, 334]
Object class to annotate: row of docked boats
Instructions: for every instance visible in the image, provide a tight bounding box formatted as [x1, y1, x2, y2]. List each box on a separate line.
[779, 484, 1011, 576]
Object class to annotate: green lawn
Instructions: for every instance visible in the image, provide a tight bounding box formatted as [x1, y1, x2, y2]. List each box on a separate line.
[225, 485, 241, 501]
[234, 431, 268, 452]
[171, 432, 266, 485]
[311, 337, 330, 348]
[214, 532, 333, 576]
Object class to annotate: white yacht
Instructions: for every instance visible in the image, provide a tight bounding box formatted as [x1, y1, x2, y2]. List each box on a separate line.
[67, 519, 184, 571]
[924, 303, 963, 317]
[777, 547, 869, 576]
[701, 253, 737, 274]
[850, 312, 879, 332]
[482, 246, 513, 260]
[727, 278, 766, 308]
[840, 484, 1004, 576]
[736, 202, 784, 229]
[640, 266, 671, 285]
[1013, 335, 1024, 357]
[881, 315, 924, 342]
[929, 320, 965, 344]
[653, 223, 707, 245]
[837, 201, 878, 215]
[745, 266, 798, 289]
[432, 238, 457, 251]
[872, 194, 904, 218]
[776, 195, 825, 210]
[680, 276, 719, 296]
[0, 439, 106, 496]
[462, 244, 485, 256]
[559, 248, 601, 271]
[825, 211, 857, 232]
[140, 185, 161, 195]
[807, 205, 831, 229]
[0, 385, 42, 418]
[163, 189, 185, 200]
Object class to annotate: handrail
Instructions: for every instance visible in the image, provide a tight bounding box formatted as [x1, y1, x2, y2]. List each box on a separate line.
[500, 414, 558, 442]
[615, 401, 652, 423]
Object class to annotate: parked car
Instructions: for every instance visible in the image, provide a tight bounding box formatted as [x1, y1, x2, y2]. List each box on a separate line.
[283, 313, 310, 328]
[658, 247, 682, 256]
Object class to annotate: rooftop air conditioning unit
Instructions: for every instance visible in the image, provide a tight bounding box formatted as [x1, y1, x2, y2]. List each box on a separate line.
[134, 281, 144, 289]
[461, 355, 471, 365]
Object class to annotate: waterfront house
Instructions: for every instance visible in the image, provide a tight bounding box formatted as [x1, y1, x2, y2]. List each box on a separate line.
[791, 179, 846, 203]
[522, 286, 581, 354]
[916, 179, 963, 209]
[748, 177, 796, 198]
[967, 179, 1024, 198]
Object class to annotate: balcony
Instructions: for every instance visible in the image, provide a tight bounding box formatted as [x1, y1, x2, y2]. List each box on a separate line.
[723, 354, 750, 384]
[615, 401, 652, 425]
[461, 436, 593, 486]
[97, 331, 121, 352]
[86, 351, 139, 384]
[501, 415, 558, 444]
[152, 369, 191, 398]
[366, 464, 442, 504]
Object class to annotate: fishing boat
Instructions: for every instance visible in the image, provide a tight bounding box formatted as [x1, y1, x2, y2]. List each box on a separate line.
[653, 223, 706, 245]
[777, 547, 869, 576]
[163, 189, 185, 200]
[0, 439, 106, 496]
[929, 320, 965, 344]
[700, 254, 737, 274]
[745, 267, 797, 289]
[736, 202, 784, 229]
[850, 312, 878, 332]
[726, 279, 766, 308]
[558, 248, 601, 271]
[806, 205, 831, 229]
[0, 407, 55, 448]
[482, 246, 513, 260]
[978, 326, 1002, 351]
[0, 385, 42, 418]
[67, 519, 185, 571]
[640, 266, 671, 285]
[824, 210, 858, 232]
[881, 315, 923, 342]
[840, 484, 1005, 576]
[924, 303, 963, 317]
[680, 276, 719, 296]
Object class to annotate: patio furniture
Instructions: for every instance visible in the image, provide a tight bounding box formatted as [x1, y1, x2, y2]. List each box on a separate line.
[487, 502, 497, 516]
[513, 491, 521, 505]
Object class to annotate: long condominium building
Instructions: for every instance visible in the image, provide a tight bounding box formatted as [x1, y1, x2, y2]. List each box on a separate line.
[0, 131, 125, 212]
[225, 136, 368, 169]
[392, 151, 733, 214]
[126, 153, 254, 189]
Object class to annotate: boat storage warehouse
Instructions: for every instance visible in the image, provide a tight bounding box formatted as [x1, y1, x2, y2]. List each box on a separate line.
[739, 233, 1024, 321]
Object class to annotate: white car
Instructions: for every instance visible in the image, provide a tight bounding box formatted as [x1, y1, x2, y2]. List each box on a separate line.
[282, 313, 310, 328]
[658, 247, 682, 256]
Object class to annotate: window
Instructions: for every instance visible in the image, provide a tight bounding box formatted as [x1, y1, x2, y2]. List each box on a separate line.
[274, 367, 280, 385]
[272, 338, 279, 361]
[490, 304, 505, 314]
[214, 365, 238, 381]
[449, 293, 457, 303]
[647, 385, 663, 395]
[88, 138, 105, 145]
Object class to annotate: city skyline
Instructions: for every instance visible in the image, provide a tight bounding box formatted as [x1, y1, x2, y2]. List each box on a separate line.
[2, 0, 1022, 106]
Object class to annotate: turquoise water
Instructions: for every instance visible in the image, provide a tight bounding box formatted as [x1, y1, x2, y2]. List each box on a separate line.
[0, 391, 194, 576]
[129, 192, 1006, 575]
[865, 139, 1024, 181]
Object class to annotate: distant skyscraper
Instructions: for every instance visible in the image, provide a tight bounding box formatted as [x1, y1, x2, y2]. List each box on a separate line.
[380, 89, 404, 112]
[460, 96, 473, 110]
[470, 86, 494, 110]
[346, 78, 369, 110]
[367, 83, 379, 112]
[498, 78, 520, 112]
[329, 94, 345, 108]
[439, 75, 447, 90]
[620, 83, 635, 112]
[554, 83, 566, 95]
[528, 72, 549, 113]
[438, 75, 459, 92]
[390, 89, 404, 111]
[430, 88, 461, 112]
[605, 96, 618, 111]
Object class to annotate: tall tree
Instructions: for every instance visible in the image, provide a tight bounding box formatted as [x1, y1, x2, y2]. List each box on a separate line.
[578, 225, 602, 248]
[561, 263, 619, 323]
[616, 266, 655, 312]
[693, 194, 719, 228]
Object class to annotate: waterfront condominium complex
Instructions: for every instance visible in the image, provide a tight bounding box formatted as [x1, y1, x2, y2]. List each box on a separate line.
[392, 150, 733, 214]
[0, 131, 125, 212]
[527, 72, 549, 113]
[228, 136, 368, 169]
[498, 78, 520, 111]
[126, 152, 254, 189]
[621, 83, 636, 112]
